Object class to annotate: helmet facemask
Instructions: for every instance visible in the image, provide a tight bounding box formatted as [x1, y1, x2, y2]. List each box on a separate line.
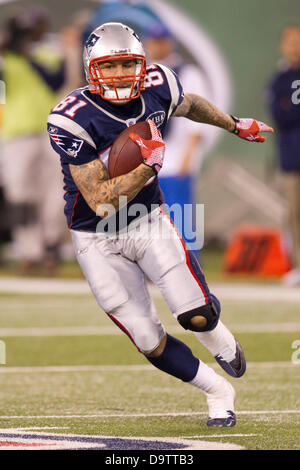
[88, 54, 146, 103]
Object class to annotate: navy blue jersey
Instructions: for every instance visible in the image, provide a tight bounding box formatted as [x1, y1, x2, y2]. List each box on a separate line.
[267, 66, 300, 172]
[47, 63, 184, 232]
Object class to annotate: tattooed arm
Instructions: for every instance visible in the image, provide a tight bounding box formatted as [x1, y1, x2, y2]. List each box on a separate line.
[69, 159, 154, 217]
[173, 92, 235, 132]
[173, 93, 274, 142]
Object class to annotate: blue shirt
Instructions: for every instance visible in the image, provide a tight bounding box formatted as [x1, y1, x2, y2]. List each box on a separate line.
[267, 66, 300, 172]
[47, 64, 184, 232]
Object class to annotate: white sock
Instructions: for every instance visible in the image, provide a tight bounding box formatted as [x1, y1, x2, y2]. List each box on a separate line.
[189, 360, 217, 392]
[193, 320, 237, 362]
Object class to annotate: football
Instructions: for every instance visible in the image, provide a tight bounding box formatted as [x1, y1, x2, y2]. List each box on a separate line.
[108, 121, 152, 178]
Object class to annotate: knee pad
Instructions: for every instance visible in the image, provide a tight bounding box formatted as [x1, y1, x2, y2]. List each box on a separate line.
[210, 293, 221, 314]
[177, 301, 220, 332]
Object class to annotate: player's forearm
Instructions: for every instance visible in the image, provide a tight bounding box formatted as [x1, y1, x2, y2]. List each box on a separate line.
[94, 164, 154, 216]
[70, 159, 154, 216]
[73, 163, 154, 216]
[174, 92, 235, 132]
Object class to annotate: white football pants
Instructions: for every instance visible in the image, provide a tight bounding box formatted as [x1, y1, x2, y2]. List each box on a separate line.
[71, 208, 210, 355]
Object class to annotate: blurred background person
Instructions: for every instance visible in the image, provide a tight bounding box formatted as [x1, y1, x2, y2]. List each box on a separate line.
[0, 6, 82, 274]
[144, 23, 210, 259]
[267, 24, 300, 286]
[59, 9, 91, 96]
[0, 161, 11, 265]
[0, 82, 12, 265]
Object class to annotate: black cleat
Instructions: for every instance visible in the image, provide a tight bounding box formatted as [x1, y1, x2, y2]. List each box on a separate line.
[207, 411, 236, 427]
[214, 340, 246, 378]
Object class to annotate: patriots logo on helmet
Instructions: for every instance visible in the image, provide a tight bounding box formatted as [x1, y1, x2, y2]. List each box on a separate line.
[132, 31, 141, 43]
[86, 33, 100, 55]
[49, 131, 84, 158]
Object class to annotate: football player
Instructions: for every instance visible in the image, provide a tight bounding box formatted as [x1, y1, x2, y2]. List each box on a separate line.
[47, 23, 274, 427]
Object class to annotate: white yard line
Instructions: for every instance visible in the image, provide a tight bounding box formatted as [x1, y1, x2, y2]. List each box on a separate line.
[0, 278, 90, 294]
[184, 434, 261, 438]
[225, 323, 300, 333]
[209, 283, 300, 302]
[0, 427, 69, 431]
[0, 428, 256, 437]
[0, 361, 296, 374]
[0, 322, 299, 337]
[0, 410, 299, 419]
[0, 326, 121, 337]
[1, 277, 300, 302]
[0, 364, 155, 373]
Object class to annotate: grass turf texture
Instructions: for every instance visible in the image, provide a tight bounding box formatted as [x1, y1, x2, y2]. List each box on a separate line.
[2, 332, 299, 366]
[0, 367, 299, 450]
[0, 292, 299, 450]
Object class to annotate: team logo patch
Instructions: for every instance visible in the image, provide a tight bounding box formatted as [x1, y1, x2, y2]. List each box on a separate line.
[146, 111, 166, 128]
[0, 431, 244, 450]
[48, 131, 83, 158]
[85, 33, 100, 55]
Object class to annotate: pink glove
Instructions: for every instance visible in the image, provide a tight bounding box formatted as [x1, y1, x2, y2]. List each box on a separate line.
[129, 119, 165, 174]
[231, 116, 274, 142]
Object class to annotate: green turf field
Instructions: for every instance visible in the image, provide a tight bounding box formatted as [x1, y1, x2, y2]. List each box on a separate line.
[0, 287, 299, 451]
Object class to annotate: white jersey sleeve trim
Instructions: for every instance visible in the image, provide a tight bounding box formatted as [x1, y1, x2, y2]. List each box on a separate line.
[157, 63, 181, 119]
[47, 114, 97, 149]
